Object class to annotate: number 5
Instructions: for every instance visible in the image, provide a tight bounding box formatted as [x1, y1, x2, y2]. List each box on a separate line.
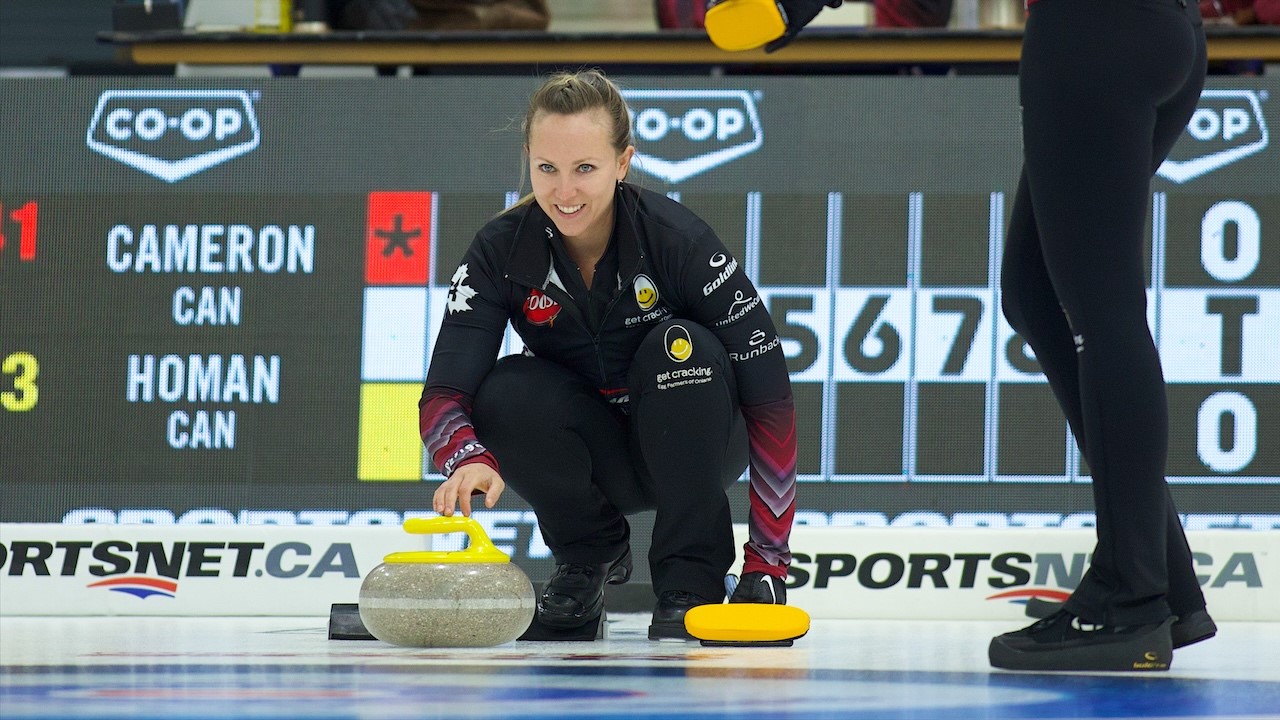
[768, 294, 820, 374]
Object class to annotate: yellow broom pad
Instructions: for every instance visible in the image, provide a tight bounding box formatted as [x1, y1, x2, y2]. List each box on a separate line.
[684, 603, 811, 643]
[704, 0, 788, 52]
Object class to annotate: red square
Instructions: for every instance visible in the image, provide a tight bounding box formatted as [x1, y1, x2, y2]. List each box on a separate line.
[365, 191, 432, 285]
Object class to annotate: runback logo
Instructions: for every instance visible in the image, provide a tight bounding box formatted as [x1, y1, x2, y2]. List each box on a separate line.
[1157, 89, 1269, 184]
[86, 89, 261, 183]
[622, 89, 762, 183]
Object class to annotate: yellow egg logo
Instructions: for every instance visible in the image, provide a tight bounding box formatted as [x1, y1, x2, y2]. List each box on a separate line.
[634, 274, 658, 311]
[670, 338, 691, 360]
[664, 324, 694, 363]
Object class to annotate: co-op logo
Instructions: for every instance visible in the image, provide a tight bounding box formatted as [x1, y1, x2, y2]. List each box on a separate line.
[86, 89, 261, 183]
[1157, 89, 1269, 184]
[622, 89, 762, 183]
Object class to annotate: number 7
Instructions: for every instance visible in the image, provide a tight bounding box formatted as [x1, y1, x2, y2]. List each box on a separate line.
[932, 296, 982, 375]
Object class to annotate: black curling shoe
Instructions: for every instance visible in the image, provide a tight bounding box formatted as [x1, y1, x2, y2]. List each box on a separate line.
[1167, 609, 1219, 649]
[990, 610, 1175, 672]
[648, 590, 715, 640]
[537, 547, 632, 629]
[1024, 598, 1217, 649]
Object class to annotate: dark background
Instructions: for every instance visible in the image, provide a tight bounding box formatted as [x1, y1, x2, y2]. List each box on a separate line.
[2, 78, 1276, 566]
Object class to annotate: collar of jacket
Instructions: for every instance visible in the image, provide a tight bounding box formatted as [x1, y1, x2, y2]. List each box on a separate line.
[504, 183, 645, 290]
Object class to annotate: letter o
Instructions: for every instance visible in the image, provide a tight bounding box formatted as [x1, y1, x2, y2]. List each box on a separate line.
[634, 108, 669, 142]
[1197, 391, 1258, 473]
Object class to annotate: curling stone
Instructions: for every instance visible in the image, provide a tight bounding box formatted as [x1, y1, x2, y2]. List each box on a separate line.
[358, 516, 535, 647]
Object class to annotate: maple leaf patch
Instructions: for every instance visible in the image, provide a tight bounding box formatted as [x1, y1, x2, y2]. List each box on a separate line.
[447, 263, 478, 313]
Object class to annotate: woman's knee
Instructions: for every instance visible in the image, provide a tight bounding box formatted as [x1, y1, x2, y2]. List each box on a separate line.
[629, 320, 741, 434]
[474, 355, 579, 429]
[474, 356, 531, 419]
[630, 320, 734, 392]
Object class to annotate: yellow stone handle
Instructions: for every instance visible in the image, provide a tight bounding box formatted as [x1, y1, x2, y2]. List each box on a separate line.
[383, 516, 511, 564]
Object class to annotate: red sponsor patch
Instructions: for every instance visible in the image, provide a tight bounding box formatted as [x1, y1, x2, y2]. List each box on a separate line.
[523, 288, 561, 326]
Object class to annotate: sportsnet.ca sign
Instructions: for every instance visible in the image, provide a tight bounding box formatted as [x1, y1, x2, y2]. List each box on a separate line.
[5, 523, 1275, 620]
[86, 89, 261, 183]
[736, 526, 1279, 622]
[0, 524, 418, 616]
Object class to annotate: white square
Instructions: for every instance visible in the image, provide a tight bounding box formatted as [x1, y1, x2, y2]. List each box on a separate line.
[361, 287, 427, 381]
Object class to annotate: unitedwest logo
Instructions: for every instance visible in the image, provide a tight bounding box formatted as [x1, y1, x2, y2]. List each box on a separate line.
[1157, 89, 1269, 184]
[622, 89, 763, 183]
[1, 539, 360, 599]
[86, 89, 261, 183]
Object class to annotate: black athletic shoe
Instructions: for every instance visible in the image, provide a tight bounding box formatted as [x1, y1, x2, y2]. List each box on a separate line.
[728, 572, 787, 604]
[1024, 598, 1217, 650]
[1023, 597, 1068, 620]
[648, 590, 715, 640]
[536, 547, 632, 629]
[1168, 609, 1219, 649]
[990, 610, 1174, 672]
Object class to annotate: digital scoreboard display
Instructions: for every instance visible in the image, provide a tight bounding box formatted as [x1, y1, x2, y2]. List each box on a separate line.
[1, 77, 1276, 543]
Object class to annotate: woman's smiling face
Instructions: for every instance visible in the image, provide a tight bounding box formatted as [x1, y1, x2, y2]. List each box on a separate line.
[527, 108, 633, 247]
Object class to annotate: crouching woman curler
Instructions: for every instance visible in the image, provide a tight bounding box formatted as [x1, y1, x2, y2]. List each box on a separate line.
[419, 69, 797, 640]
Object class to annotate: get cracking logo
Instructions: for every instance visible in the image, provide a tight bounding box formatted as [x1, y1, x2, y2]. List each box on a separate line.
[665, 324, 694, 362]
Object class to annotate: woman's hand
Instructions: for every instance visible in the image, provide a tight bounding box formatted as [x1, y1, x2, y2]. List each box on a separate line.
[433, 462, 505, 516]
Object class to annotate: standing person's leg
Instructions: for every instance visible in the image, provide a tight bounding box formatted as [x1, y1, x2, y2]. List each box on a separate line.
[1017, 5, 1170, 629]
[1147, 15, 1212, 634]
[1001, 169, 1086, 436]
[1002, 0, 1213, 651]
[990, 0, 1203, 671]
[627, 319, 749, 638]
[471, 355, 639, 628]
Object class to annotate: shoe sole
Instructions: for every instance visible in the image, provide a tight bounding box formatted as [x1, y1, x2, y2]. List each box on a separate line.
[537, 604, 604, 630]
[1024, 598, 1216, 650]
[989, 617, 1174, 672]
[647, 622, 693, 641]
[1170, 609, 1217, 649]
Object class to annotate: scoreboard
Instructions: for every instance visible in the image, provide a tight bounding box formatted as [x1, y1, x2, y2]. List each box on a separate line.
[1, 76, 1277, 539]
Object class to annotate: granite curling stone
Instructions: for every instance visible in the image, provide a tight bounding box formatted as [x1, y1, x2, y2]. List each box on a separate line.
[358, 516, 535, 647]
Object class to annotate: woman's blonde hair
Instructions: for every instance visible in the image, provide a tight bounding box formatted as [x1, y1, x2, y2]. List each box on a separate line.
[523, 69, 633, 154]
[506, 70, 634, 213]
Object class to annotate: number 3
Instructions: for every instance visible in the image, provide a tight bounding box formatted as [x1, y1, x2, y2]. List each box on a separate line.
[2, 351, 39, 411]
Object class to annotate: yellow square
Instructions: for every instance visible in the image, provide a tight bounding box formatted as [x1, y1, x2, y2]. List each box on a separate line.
[358, 383, 424, 481]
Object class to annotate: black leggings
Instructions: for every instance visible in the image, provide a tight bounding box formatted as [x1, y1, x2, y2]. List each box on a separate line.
[470, 319, 749, 602]
[1001, 0, 1207, 626]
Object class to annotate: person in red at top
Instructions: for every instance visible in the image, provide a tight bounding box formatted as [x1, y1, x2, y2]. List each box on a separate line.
[872, 0, 952, 27]
[1200, 0, 1280, 24]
